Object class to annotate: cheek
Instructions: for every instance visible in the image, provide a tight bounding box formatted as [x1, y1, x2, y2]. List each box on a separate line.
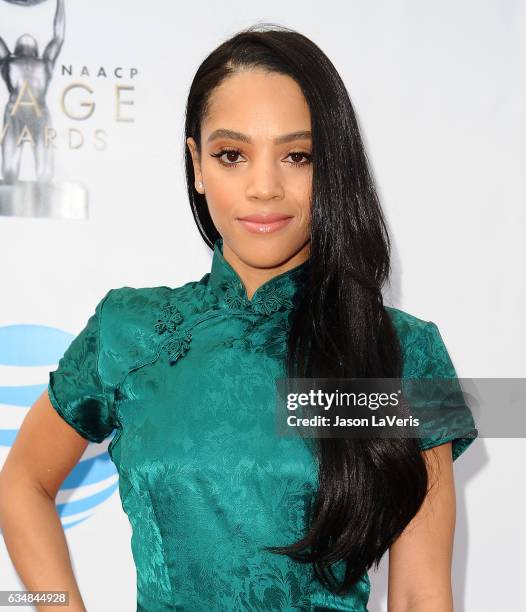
[203, 154, 242, 193]
[202, 187, 238, 237]
[293, 171, 312, 212]
[298, 191, 312, 225]
[203, 178, 236, 215]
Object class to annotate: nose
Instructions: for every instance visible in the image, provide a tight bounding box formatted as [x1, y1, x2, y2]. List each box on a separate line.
[245, 155, 285, 201]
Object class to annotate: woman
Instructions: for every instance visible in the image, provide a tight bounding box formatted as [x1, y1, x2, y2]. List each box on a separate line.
[0, 23, 478, 612]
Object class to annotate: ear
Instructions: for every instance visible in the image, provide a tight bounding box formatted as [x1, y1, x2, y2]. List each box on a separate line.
[186, 137, 204, 194]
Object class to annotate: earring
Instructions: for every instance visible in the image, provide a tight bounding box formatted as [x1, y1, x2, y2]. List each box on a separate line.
[197, 181, 204, 191]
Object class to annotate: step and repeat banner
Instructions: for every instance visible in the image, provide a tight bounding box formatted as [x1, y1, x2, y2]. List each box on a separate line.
[0, 1, 523, 610]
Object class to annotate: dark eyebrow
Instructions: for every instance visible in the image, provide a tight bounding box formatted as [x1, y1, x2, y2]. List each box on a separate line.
[206, 129, 312, 145]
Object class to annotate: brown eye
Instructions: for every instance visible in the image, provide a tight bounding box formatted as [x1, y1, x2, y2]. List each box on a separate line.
[224, 150, 241, 163]
[290, 153, 304, 163]
[210, 148, 244, 168]
[285, 152, 312, 167]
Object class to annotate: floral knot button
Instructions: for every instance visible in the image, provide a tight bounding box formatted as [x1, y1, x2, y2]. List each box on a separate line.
[163, 328, 193, 365]
[155, 301, 192, 365]
[222, 279, 294, 315]
[155, 302, 184, 335]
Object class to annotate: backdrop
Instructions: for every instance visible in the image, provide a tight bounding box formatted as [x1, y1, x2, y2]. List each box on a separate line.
[0, 1, 524, 610]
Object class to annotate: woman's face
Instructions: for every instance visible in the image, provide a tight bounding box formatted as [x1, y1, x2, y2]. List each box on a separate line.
[187, 68, 312, 282]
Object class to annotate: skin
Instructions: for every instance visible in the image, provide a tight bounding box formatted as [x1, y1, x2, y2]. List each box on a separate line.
[0, 67, 457, 612]
[187, 68, 458, 611]
[0, 391, 89, 611]
[186, 68, 312, 301]
[388, 442, 456, 612]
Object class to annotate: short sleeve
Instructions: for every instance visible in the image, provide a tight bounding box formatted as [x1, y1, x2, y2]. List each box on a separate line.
[405, 321, 479, 461]
[47, 290, 115, 444]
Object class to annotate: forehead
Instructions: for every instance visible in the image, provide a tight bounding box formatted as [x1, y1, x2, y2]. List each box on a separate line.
[203, 69, 311, 137]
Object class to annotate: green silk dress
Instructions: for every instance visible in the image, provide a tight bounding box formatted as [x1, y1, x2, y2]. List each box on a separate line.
[48, 237, 478, 611]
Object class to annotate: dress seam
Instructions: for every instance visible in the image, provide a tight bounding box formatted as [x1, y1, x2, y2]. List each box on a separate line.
[143, 484, 175, 600]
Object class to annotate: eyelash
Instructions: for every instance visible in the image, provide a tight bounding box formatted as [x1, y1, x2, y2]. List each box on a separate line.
[210, 147, 312, 169]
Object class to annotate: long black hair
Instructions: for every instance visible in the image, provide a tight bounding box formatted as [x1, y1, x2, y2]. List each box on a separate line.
[183, 23, 429, 595]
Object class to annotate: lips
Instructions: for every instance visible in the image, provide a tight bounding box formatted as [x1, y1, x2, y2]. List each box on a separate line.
[238, 213, 293, 223]
[237, 213, 294, 234]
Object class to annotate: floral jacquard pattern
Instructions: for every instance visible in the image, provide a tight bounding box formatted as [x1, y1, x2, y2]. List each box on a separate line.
[47, 248, 478, 611]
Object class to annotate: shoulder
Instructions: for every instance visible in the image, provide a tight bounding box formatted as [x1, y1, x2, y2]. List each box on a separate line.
[385, 305, 453, 377]
[99, 279, 210, 337]
[101, 275, 212, 319]
[385, 305, 434, 347]
[102, 278, 209, 315]
[96, 278, 209, 385]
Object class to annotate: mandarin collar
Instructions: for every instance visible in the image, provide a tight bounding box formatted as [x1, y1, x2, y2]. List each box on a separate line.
[208, 237, 309, 315]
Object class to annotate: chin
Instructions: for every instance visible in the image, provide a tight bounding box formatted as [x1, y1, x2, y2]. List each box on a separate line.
[235, 236, 306, 268]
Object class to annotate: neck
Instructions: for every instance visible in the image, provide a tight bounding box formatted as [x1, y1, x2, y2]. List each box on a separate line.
[222, 240, 310, 301]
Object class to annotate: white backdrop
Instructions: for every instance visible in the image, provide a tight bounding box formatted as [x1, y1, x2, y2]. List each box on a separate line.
[0, 1, 524, 610]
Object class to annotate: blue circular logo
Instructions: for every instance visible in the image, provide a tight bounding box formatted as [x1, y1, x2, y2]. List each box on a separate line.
[0, 323, 119, 532]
